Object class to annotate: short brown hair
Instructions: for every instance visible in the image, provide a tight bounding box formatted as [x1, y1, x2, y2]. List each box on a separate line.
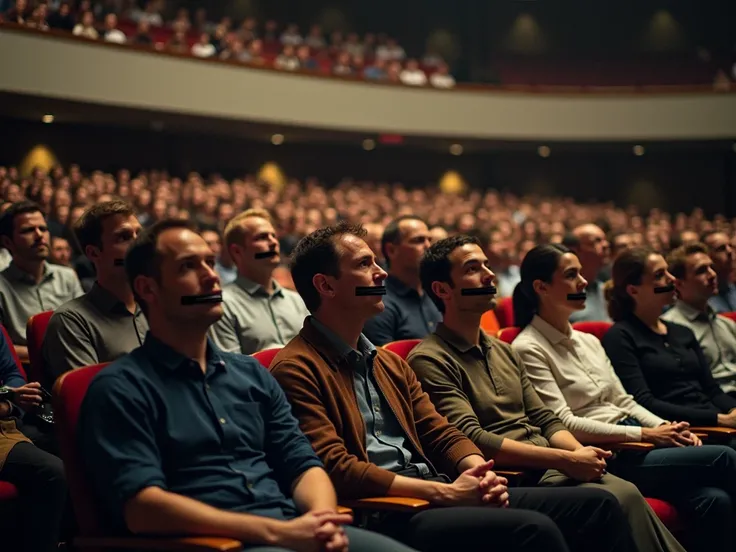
[666, 242, 709, 280]
[74, 199, 135, 252]
[223, 208, 272, 250]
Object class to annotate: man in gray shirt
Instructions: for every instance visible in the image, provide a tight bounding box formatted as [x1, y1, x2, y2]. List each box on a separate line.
[664, 242, 736, 396]
[0, 201, 83, 362]
[42, 200, 148, 384]
[210, 208, 308, 354]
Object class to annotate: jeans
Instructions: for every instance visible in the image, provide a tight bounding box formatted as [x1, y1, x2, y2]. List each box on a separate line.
[245, 525, 419, 551]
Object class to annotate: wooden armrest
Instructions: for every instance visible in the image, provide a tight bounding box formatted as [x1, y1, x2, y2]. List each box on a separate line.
[336, 506, 352, 515]
[339, 496, 431, 513]
[690, 426, 736, 436]
[604, 441, 655, 451]
[74, 536, 243, 551]
[496, 470, 525, 478]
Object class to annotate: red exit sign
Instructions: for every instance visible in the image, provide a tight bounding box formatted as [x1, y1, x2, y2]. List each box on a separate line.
[378, 134, 404, 145]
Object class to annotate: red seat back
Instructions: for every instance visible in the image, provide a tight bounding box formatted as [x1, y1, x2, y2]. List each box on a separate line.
[252, 348, 283, 371]
[497, 327, 522, 345]
[719, 312, 736, 323]
[494, 297, 515, 328]
[52, 363, 110, 536]
[1, 324, 25, 381]
[26, 310, 53, 387]
[383, 339, 421, 360]
[572, 321, 613, 341]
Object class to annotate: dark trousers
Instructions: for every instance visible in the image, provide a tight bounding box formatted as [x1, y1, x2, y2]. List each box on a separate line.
[0, 442, 67, 552]
[611, 444, 736, 552]
[378, 486, 634, 552]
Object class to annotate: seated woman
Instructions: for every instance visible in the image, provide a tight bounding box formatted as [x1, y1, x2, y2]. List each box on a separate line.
[511, 244, 736, 552]
[601, 246, 736, 431]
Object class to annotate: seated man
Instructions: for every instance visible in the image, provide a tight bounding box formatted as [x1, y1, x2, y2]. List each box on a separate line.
[563, 224, 611, 322]
[78, 219, 411, 552]
[363, 216, 441, 346]
[702, 230, 736, 313]
[0, 201, 84, 362]
[271, 222, 637, 552]
[0, 331, 66, 552]
[42, 200, 148, 384]
[664, 243, 736, 396]
[210, 209, 309, 354]
[408, 235, 696, 552]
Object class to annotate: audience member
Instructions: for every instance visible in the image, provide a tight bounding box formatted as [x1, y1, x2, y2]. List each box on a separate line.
[375, 37, 406, 61]
[210, 209, 308, 354]
[566, 224, 611, 322]
[200, 228, 236, 284]
[364, 57, 389, 80]
[4, 0, 26, 23]
[429, 63, 456, 89]
[102, 12, 126, 43]
[702, 230, 736, 312]
[47, 2, 74, 31]
[296, 44, 318, 70]
[332, 51, 354, 76]
[304, 24, 325, 49]
[363, 216, 440, 345]
[275, 44, 300, 71]
[191, 32, 215, 58]
[78, 219, 412, 551]
[25, 3, 49, 30]
[400, 59, 428, 86]
[72, 10, 98, 39]
[280, 23, 302, 46]
[49, 235, 72, 267]
[272, 222, 640, 552]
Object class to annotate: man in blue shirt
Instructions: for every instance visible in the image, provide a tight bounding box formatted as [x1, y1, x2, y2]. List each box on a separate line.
[364, 216, 441, 345]
[702, 230, 736, 313]
[78, 219, 416, 552]
[0, 331, 66, 552]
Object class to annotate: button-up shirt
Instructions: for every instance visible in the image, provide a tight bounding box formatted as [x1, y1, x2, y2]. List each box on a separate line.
[209, 276, 309, 355]
[0, 261, 84, 345]
[569, 280, 612, 323]
[363, 275, 442, 346]
[311, 317, 430, 476]
[42, 282, 149, 384]
[408, 323, 567, 457]
[79, 334, 322, 533]
[513, 316, 666, 443]
[708, 283, 736, 314]
[602, 315, 736, 426]
[662, 300, 736, 395]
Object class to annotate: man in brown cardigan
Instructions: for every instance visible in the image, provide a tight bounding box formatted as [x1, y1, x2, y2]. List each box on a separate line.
[271, 222, 636, 552]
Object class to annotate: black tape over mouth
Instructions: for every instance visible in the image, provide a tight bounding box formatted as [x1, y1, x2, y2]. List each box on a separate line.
[654, 284, 675, 294]
[355, 286, 387, 296]
[255, 250, 279, 259]
[567, 292, 587, 301]
[181, 291, 223, 305]
[461, 286, 498, 296]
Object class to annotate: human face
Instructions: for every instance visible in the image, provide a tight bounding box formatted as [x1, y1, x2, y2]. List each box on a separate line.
[137, 228, 223, 328]
[576, 225, 609, 269]
[319, 234, 387, 317]
[386, 219, 430, 274]
[5, 211, 50, 262]
[231, 217, 280, 271]
[705, 232, 734, 281]
[428, 226, 449, 244]
[611, 234, 634, 258]
[50, 237, 72, 266]
[93, 214, 142, 276]
[629, 254, 676, 311]
[537, 253, 588, 316]
[201, 230, 222, 258]
[443, 243, 497, 315]
[676, 252, 717, 305]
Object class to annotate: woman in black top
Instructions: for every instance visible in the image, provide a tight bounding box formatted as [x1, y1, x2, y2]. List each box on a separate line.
[602, 247, 736, 430]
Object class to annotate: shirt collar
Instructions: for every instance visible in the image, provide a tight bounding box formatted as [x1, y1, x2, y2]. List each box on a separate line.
[530, 315, 574, 346]
[142, 333, 226, 374]
[234, 275, 283, 298]
[434, 322, 493, 354]
[386, 274, 417, 298]
[5, 261, 54, 285]
[309, 316, 376, 363]
[88, 282, 143, 316]
[672, 299, 714, 322]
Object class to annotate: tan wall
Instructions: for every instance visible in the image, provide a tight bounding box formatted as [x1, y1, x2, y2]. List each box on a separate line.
[2, 28, 735, 141]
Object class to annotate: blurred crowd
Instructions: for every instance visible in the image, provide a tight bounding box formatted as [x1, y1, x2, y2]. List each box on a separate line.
[1, 0, 457, 89]
[1, 163, 735, 295]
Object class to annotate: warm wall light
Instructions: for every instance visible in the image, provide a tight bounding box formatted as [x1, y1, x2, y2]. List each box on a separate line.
[439, 170, 467, 195]
[633, 145, 645, 156]
[449, 144, 463, 156]
[538, 145, 551, 158]
[42, 114, 54, 124]
[257, 162, 286, 191]
[20, 144, 58, 176]
[362, 139, 376, 151]
[271, 134, 284, 145]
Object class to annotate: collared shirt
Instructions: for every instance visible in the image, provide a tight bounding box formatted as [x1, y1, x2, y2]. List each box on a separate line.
[408, 323, 568, 457]
[602, 315, 736, 426]
[708, 283, 736, 314]
[79, 334, 322, 533]
[0, 262, 84, 345]
[513, 316, 666, 443]
[663, 300, 736, 394]
[209, 276, 309, 355]
[310, 317, 430, 476]
[215, 260, 237, 285]
[42, 282, 149, 383]
[363, 275, 442, 346]
[569, 280, 612, 323]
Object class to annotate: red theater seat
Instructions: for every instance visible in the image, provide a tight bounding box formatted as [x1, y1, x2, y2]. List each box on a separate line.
[26, 310, 54, 387]
[497, 327, 522, 345]
[252, 348, 283, 370]
[572, 321, 613, 340]
[383, 339, 421, 360]
[494, 297, 515, 328]
[720, 312, 736, 323]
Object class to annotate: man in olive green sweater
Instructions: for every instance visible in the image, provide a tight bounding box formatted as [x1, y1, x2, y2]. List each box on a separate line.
[408, 235, 685, 552]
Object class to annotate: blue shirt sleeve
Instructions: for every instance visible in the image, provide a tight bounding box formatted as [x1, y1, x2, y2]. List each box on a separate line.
[78, 370, 168, 531]
[0, 330, 26, 388]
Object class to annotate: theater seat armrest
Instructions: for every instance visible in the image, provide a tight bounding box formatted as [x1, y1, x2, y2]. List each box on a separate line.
[74, 536, 244, 551]
[689, 426, 736, 436]
[339, 496, 431, 512]
[604, 442, 655, 451]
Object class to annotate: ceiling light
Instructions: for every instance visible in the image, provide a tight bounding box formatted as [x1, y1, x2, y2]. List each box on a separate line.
[538, 145, 550, 158]
[271, 134, 284, 145]
[42, 114, 54, 124]
[633, 145, 645, 156]
[362, 139, 376, 151]
[449, 144, 463, 156]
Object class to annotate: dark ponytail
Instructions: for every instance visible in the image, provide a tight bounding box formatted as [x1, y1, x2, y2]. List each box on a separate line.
[513, 244, 570, 329]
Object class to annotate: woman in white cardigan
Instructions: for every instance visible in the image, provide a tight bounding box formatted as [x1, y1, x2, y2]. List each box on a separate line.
[511, 243, 736, 552]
